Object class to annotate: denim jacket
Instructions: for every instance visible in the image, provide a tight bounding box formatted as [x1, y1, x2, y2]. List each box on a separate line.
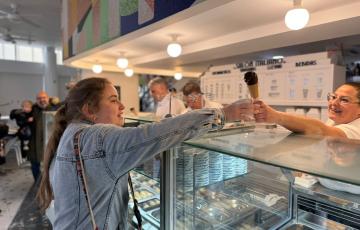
[49, 109, 222, 230]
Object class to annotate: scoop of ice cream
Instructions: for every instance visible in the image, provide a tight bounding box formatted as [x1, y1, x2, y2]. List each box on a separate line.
[244, 71, 258, 85]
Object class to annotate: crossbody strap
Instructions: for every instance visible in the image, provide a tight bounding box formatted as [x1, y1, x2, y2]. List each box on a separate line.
[73, 130, 99, 230]
[128, 174, 142, 229]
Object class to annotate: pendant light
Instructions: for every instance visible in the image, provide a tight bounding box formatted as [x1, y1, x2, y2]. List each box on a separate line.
[174, 72, 183, 80]
[124, 68, 134, 77]
[116, 52, 129, 69]
[167, 35, 182, 58]
[285, 0, 310, 30]
[92, 62, 103, 74]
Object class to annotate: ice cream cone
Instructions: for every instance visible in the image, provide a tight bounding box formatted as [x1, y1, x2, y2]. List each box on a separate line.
[248, 84, 259, 99]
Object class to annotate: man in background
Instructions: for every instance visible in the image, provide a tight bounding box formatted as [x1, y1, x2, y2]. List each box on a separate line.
[182, 81, 223, 110]
[148, 77, 186, 118]
[29, 91, 51, 182]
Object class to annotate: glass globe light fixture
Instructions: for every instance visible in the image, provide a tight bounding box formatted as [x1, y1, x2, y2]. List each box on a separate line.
[167, 42, 182, 58]
[174, 72, 183, 80]
[124, 68, 134, 77]
[285, 0, 309, 31]
[285, 8, 309, 30]
[116, 57, 128, 69]
[92, 64, 103, 74]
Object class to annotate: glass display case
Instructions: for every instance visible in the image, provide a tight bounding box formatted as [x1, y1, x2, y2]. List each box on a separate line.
[44, 113, 360, 229]
[171, 127, 360, 230]
[124, 116, 162, 229]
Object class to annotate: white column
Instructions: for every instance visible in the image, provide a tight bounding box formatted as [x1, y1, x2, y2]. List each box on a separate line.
[43, 46, 58, 96]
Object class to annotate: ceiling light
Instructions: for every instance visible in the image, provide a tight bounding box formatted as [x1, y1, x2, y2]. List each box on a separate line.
[285, 0, 310, 30]
[167, 34, 182, 58]
[116, 57, 128, 69]
[273, 55, 284, 59]
[92, 64, 103, 74]
[124, 68, 134, 77]
[174, 72, 183, 80]
[167, 43, 182, 57]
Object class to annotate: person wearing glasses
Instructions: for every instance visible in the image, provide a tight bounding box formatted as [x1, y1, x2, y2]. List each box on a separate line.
[254, 83, 360, 195]
[182, 81, 223, 111]
[254, 83, 360, 138]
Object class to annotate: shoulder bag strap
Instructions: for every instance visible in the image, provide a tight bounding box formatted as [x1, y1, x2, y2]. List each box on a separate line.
[128, 173, 142, 230]
[73, 130, 99, 230]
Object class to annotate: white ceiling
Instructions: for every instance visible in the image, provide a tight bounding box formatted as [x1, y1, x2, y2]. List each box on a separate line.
[65, 0, 360, 77]
[0, 0, 61, 46]
[0, 0, 359, 77]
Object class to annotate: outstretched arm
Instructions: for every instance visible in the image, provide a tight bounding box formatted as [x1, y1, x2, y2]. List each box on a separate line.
[253, 100, 347, 137]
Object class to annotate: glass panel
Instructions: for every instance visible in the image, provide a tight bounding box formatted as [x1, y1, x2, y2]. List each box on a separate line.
[174, 144, 291, 229]
[128, 170, 161, 229]
[124, 117, 161, 181]
[185, 128, 360, 186]
[3, 43, 15, 60]
[124, 117, 161, 229]
[16, 45, 32, 62]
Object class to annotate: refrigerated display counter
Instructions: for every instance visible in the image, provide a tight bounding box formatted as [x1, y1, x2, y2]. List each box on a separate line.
[173, 127, 360, 229]
[45, 113, 360, 229]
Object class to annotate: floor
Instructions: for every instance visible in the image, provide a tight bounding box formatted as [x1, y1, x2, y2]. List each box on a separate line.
[0, 149, 51, 230]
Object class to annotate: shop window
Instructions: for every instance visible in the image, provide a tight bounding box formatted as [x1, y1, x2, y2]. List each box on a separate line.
[3, 43, 15, 60]
[32, 47, 44, 63]
[16, 45, 32, 62]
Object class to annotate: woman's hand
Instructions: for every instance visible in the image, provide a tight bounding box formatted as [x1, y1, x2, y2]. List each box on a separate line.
[253, 100, 278, 123]
[223, 99, 254, 122]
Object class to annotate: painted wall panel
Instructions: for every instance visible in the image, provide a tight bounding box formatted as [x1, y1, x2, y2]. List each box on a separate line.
[62, 0, 207, 59]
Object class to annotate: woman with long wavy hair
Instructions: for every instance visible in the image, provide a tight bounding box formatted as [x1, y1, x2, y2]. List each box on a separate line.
[37, 77, 253, 229]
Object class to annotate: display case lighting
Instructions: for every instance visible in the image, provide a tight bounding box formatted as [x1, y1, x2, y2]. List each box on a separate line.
[273, 55, 284, 59]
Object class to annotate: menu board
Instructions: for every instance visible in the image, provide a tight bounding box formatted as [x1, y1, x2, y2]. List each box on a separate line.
[201, 52, 345, 120]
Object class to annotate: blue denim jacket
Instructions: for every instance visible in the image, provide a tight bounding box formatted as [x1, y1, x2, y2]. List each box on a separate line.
[49, 109, 221, 230]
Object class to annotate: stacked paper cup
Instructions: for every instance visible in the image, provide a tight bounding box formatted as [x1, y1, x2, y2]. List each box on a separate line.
[208, 151, 223, 184]
[234, 158, 248, 176]
[223, 155, 235, 179]
[193, 150, 209, 188]
[176, 148, 194, 192]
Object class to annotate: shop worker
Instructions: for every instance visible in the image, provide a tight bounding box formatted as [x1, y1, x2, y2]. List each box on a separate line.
[254, 83, 360, 138]
[37, 77, 254, 229]
[254, 83, 360, 194]
[148, 77, 186, 118]
[182, 81, 223, 110]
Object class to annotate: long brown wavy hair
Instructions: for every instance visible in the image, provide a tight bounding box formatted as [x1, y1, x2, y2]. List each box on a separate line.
[37, 77, 111, 211]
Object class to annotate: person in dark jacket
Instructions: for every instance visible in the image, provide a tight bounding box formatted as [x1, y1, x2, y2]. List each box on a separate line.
[29, 91, 52, 182]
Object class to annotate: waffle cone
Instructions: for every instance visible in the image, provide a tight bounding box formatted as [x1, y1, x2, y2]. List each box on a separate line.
[248, 84, 259, 99]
